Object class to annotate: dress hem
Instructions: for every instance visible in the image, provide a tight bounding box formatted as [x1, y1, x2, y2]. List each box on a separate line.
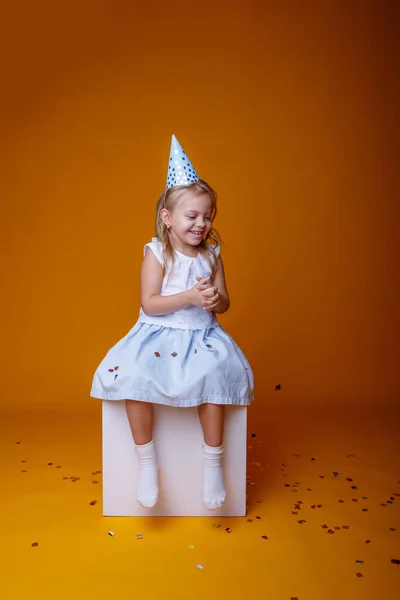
[90, 388, 254, 408]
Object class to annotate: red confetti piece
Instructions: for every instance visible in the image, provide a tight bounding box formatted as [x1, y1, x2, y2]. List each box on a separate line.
[261, 535, 268, 540]
[365, 540, 371, 544]
[310, 505, 316, 509]
[352, 498, 359, 502]
[327, 530, 335, 534]
[89, 501, 97, 506]
[334, 526, 341, 530]
[342, 525, 350, 529]
[338, 499, 344, 503]
[21, 470, 27, 473]
[321, 524, 328, 529]
[355, 572, 364, 578]
[225, 527, 232, 533]
[319, 475, 325, 479]
[292, 511, 298, 515]
[31, 542, 39, 547]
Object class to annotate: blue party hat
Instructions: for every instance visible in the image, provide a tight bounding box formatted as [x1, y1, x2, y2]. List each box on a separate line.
[166, 134, 200, 189]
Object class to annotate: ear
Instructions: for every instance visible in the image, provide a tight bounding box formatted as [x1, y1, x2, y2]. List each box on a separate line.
[160, 208, 171, 228]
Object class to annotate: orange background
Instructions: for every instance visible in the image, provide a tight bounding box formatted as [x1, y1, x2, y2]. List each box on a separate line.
[1, 0, 398, 414]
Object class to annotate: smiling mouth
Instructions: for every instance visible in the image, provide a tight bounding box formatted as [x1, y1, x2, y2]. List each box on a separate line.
[189, 231, 204, 236]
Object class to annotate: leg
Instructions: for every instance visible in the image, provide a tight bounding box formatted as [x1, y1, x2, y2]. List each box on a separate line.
[198, 403, 226, 510]
[125, 400, 158, 508]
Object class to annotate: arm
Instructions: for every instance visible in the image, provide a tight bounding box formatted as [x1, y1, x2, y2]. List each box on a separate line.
[140, 250, 191, 316]
[209, 256, 230, 314]
[140, 249, 210, 316]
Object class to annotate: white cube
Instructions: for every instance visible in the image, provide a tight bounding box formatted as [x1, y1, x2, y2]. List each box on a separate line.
[102, 401, 247, 516]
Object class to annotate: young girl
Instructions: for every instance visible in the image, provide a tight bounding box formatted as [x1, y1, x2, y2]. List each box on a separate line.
[90, 135, 254, 510]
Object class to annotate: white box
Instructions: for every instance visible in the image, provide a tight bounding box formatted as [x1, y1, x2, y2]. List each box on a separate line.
[102, 401, 247, 516]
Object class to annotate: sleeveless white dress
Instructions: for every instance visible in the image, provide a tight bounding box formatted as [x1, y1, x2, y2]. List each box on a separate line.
[90, 238, 254, 407]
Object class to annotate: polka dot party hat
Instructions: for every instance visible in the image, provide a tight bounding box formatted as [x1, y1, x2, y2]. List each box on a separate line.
[166, 134, 200, 189]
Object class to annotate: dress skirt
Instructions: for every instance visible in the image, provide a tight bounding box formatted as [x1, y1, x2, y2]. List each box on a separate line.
[90, 322, 254, 407]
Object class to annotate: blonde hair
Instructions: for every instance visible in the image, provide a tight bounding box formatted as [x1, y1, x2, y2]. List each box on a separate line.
[155, 180, 222, 279]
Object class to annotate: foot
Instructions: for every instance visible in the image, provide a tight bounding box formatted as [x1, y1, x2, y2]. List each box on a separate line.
[203, 443, 226, 510]
[135, 440, 159, 508]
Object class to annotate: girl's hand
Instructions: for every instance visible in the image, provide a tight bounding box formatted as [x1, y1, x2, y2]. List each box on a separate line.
[196, 276, 220, 312]
[188, 276, 212, 307]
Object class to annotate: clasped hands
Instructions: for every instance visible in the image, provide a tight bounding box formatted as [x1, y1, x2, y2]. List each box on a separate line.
[191, 276, 220, 312]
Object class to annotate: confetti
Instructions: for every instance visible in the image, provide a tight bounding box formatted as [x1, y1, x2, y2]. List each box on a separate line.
[327, 530, 335, 534]
[391, 559, 400, 565]
[333, 472, 339, 477]
[261, 535, 268, 540]
[196, 564, 204, 570]
[256, 516, 261, 520]
[136, 534, 143, 540]
[365, 540, 371, 544]
[212, 524, 221, 528]
[334, 526, 341, 530]
[356, 560, 364, 565]
[352, 498, 359, 502]
[298, 520, 307, 525]
[343, 525, 350, 529]
[389, 528, 397, 532]
[346, 477, 353, 482]
[31, 542, 39, 547]
[56, 466, 61, 469]
[171, 352, 177, 357]
[319, 476, 325, 479]
[16, 442, 21, 444]
[21, 460, 27, 463]
[108, 531, 115, 537]
[321, 525, 328, 529]
[21, 470, 27, 473]
[251, 433, 256, 438]
[62, 477, 68, 480]
[362, 509, 368, 512]
[247, 519, 253, 523]
[89, 501, 97, 506]
[225, 527, 232, 533]
[355, 572, 364, 578]
[188, 545, 195, 549]
[92, 480, 99, 484]
[154, 352, 161, 358]
[338, 499, 344, 503]
[47, 463, 53, 466]
[275, 384, 281, 390]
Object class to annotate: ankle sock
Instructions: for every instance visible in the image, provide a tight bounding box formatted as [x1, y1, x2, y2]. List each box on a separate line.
[135, 439, 158, 508]
[203, 442, 226, 510]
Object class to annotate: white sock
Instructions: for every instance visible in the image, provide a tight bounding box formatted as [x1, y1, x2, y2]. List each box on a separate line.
[135, 440, 158, 508]
[203, 442, 226, 510]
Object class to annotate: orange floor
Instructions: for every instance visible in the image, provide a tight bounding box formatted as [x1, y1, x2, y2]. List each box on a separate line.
[0, 403, 399, 600]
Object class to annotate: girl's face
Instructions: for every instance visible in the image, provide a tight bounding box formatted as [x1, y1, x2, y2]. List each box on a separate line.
[165, 190, 213, 250]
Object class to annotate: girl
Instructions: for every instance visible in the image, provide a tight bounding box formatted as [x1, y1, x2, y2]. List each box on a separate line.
[90, 135, 254, 510]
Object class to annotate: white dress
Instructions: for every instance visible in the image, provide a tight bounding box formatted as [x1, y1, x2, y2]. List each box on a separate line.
[90, 238, 254, 407]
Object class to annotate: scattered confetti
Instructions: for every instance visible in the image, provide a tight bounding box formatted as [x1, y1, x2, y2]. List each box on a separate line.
[389, 528, 397, 532]
[225, 527, 232, 533]
[47, 463, 53, 466]
[297, 520, 307, 525]
[333, 472, 339, 477]
[188, 545, 195, 549]
[365, 540, 371, 544]
[154, 352, 160, 358]
[346, 478, 353, 482]
[136, 534, 143, 540]
[247, 519, 253, 523]
[92, 480, 99, 484]
[321, 525, 328, 529]
[256, 516, 261, 520]
[212, 524, 220, 528]
[356, 560, 364, 565]
[56, 466, 61, 469]
[21, 460, 27, 463]
[108, 531, 115, 537]
[261, 535, 268, 540]
[21, 470, 27, 473]
[275, 384, 281, 390]
[355, 572, 364, 578]
[338, 499, 344, 503]
[343, 525, 350, 529]
[196, 564, 204, 570]
[327, 530, 335, 534]
[319, 476, 325, 479]
[31, 542, 39, 547]
[251, 433, 256, 438]
[89, 501, 97, 506]
[391, 559, 400, 565]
